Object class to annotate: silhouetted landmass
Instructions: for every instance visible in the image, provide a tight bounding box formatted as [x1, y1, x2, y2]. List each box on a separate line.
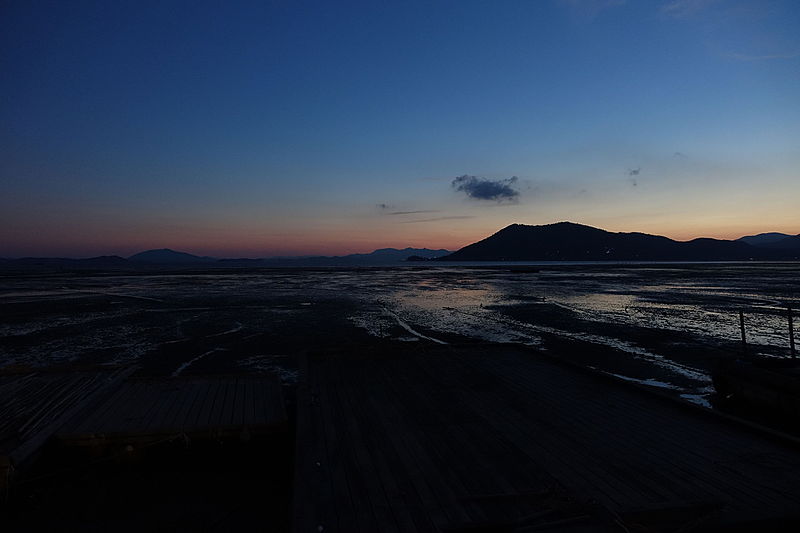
[759, 235, 800, 251]
[251, 247, 450, 267]
[439, 222, 800, 261]
[737, 232, 793, 246]
[4, 226, 800, 272]
[1, 256, 132, 271]
[0, 248, 451, 271]
[128, 249, 216, 264]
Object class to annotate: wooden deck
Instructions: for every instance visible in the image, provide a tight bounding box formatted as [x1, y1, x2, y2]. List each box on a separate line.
[0, 367, 132, 469]
[56, 375, 287, 446]
[294, 344, 800, 532]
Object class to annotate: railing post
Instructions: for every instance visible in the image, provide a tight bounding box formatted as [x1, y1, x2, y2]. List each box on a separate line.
[739, 310, 747, 354]
[789, 305, 796, 359]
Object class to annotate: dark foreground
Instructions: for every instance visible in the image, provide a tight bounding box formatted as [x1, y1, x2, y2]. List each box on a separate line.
[1, 373, 291, 531]
[2, 264, 800, 530]
[296, 344, 800, 532]
[4, 342, 800, 531]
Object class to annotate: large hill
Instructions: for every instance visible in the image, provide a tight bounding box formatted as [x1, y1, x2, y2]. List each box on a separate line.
[439, 222, 799, 262]
[128, 249, 216, 264]
[737, 232, 793, 246]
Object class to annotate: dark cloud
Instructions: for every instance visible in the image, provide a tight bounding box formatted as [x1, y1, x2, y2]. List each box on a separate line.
[377, 203, 392, 210]
[451, 175, 520, 202]
[627, 167, 641, 176]
[673, 152, 687, 158]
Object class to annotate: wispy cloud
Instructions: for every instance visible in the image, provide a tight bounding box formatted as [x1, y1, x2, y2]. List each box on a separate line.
[725, 51, 800, 61]
[627, 167, 641, 176]
[560, 0, 627, 19]
[399, 216, 475, 224]
[387, 210, 438, 216]
[660, 0, 719, 19]
[452, 175, 520, 202]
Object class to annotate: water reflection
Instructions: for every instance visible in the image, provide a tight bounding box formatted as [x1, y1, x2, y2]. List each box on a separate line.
[1, 263, 798, 407]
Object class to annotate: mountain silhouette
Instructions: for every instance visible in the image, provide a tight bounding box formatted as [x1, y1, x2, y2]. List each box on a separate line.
[0, 255, 131, 272]
[4, 230, 799, 272]
[757, 234, 800, 251]
[255, 247, 451, 266]
[128, 249, 216, 263]
[439, 222, 797, 261]
[737, 232, 793, 246]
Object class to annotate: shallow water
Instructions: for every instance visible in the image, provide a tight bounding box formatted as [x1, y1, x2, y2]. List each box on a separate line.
[1, 263, 798, 407]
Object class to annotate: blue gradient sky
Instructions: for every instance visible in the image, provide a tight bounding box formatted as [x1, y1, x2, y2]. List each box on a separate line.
[2, 0, 798, 257]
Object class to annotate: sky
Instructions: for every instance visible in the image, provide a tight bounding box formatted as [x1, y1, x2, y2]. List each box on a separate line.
[1, 0, 798, 258]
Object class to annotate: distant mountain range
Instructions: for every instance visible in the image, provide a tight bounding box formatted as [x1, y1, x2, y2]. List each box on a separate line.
[737, 232, 793, 247]
[439, 222, 800, 262]
[2, 223, 799, 271]
[0, 247, 451, 271]
[128, 249, 216, 263]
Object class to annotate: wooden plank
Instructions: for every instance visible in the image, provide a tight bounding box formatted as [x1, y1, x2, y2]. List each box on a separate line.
[232, 378, 244, 427]
[144, 383, 182, 432]
[334, 362, 405, 533]
[313, 357, 353, 532]
[251, 378, 267, 426]
[326, 361, 381, 532]
[244, 379, 257, 426]
[296, 346, 800, 532]
[354, 360, 441, 532]
[10, 367, 135, 464]
[117, 380, 175, 436]
[467, 352, 738, 508]
[168, 380, 203, 432]
[438, 352, 680, 508]
[384, 358, 503, 522]
[472, 349, 796, 510]
[220, 378, 237, 428]
[206, 381, 228, 428]
[72, 381, 136, 435]
[475, 347, 800, 511]
[358, 358, 474, 528]
[191, 380, 218, 429]
[53, 374, 287, 450]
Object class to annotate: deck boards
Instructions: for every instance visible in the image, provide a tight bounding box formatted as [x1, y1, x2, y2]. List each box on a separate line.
[0, 367, 133, 468]
[294, 345, 800, 532]
[56, 375, 287, 446]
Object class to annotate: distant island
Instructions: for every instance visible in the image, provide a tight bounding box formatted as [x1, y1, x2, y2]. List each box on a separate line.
[3, 222, 799, 272]
[437, 222, 800, 262]
[0, 247, 451, 271]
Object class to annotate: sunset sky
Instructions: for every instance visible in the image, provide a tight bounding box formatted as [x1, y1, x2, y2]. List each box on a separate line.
[2, 0, 798, 258]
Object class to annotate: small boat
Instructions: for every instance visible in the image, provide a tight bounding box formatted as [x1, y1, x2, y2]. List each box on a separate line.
[711, 356, 800, 418]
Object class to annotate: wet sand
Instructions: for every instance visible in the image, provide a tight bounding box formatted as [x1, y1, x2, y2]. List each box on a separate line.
[1, 263, 798, 409]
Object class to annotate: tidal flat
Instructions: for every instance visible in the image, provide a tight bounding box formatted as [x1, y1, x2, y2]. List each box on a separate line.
[1, 263, 798, 409]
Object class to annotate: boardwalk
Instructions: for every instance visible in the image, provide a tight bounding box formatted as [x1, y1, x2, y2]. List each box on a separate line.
[1, 369, 287, 498]
[294, 344, 800, 532]
[57, 375, 287, 446]
[0, 368, 131, 470]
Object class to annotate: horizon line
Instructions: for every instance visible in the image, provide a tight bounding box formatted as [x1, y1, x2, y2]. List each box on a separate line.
[3, 222, 797, 260]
